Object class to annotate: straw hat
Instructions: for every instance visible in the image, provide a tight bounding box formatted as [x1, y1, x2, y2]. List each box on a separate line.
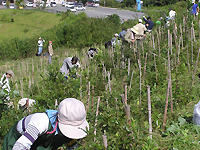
[58, 98, 89, 139]
[131, 26, 139, 34]
[6, 70, 14, 77]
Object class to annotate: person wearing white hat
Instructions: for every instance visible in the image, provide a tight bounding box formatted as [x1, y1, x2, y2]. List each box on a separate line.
[18, 98, 36, 110]
[3, 98, 89, 150]
[0, 70, 14, 102]
[124, 26, 139, 44]
[37, 37, 45, 56]
[111, 33, 120, 49]
[135, 19, 147, 40]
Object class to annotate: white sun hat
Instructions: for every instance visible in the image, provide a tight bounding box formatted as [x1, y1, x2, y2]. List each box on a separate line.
[18, 98, 36, 108]
[138, 19, 143, 23]
[58, 98, 89, 139]
[114, 33, 119, 37]
[131, 26, 139, 34]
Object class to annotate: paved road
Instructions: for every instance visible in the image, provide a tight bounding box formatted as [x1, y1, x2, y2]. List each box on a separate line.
[0, 5, 145, 21]
[46, 5, 145, 21]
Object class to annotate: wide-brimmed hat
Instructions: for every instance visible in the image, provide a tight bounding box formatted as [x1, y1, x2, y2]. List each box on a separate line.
[115, 33, 119, 37]
[6, 70, 14, 77]
[18, 98, 36, 108]
[131, 26, 139, 34]
[39, 37, 42, 40]
[138, 19, 143, 23]
[49, 41, 52, 43]
[58, 98, 89, 139]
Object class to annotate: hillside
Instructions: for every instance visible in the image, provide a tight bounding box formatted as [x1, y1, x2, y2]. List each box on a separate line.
[1, 3, 200, 149]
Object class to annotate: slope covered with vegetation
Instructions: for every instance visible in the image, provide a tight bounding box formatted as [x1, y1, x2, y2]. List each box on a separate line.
[1, 2, 200, 149]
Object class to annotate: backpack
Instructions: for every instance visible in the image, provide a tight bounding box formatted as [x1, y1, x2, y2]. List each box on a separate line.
[105, 41, 111, 49]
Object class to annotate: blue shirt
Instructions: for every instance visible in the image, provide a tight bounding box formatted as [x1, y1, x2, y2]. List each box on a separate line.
[119, 30, 126, 39]
[191, 3, 199, 14]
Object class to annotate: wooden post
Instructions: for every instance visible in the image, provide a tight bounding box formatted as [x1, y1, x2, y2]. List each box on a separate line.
[128, 58, 130, 76]
[143, 53, 148, 79]
[86, 81, 90, 111]
[154, 54, 158, 86]
[147, 85, 152, 139]
[129, 69, 134, 92]
[107, 71, 111, 93]
[102, 133, 108, 150]
[163, 79, 170, 131]
[191, 48, 200, 88]
[191, 27, 193, 65]
[92, 86, 94, 112]
[138, 59, 142, 111]
[124, 83, 127, 105]
[94, 96, 101, 141]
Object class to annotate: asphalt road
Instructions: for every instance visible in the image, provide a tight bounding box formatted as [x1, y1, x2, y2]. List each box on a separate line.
[44, 5, 145, 21]
[0, 5, 145, 21]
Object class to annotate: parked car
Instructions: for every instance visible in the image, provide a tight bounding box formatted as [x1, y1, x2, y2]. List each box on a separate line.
[2, 1, 6, 6]
[65, 2, 74, 7]
[62, 1, 66, 7]
[67, 6, 76, 12]
[40, 2, 50, 7]
[9, 4, 15, 9]
[26, 2, 33, 7]
[76, 4, 86, 11]
[50, 2, 56, 7]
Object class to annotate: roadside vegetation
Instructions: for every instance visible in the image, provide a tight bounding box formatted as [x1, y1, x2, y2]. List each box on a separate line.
[1, 1, 200, 149]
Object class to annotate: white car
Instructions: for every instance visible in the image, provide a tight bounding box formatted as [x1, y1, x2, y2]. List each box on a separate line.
[67, 6, 76, 12]
[2, 1, 6, 6]
[65, 2, 74, 7]
[62, 1, 66, 7]
[50, 2, 56, 7]
[39, 2, 50, 7]
[76, 5, 86, 11]
[26, 2, 33, 7]
[9, 4, 15, 9]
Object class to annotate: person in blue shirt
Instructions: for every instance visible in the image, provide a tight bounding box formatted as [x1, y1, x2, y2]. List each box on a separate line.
[191, 2, 199, 15]
[143, 16, 154, 32]
[119, 27, 126, 41]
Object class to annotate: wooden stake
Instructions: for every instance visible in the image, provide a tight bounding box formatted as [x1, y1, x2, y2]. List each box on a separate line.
[94, 96, 101, 141]
[102, 133, 108, 149]
[138, 59, 142, 111]
[86, 81, 90, 111]
[191, 48, 200, 88]
[129, 69, 134, 92]
[147, 85, 152, 139]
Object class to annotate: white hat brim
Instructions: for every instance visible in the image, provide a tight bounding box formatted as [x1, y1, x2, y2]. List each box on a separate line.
[58, 119, 89, 139]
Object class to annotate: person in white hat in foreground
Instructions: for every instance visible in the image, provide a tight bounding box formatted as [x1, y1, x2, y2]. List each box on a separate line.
[3, 98, 89, 150]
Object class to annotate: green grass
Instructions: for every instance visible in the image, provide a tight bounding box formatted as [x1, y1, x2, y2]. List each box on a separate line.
[0, 9, 62, 41]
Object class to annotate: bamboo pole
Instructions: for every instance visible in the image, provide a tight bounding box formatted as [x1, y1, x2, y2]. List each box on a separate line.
[92, 86, 94, 112]
[86, 81, 90, 111]
[143, 53, 148, 80]
[108, 71, 111, 93]
[129, 69, 134, 92]
[163, 79, 170, 131]
[138, 59, 142, 111]
[191, 48, 200, 88]
[191, 27, 193, 65]
[124, 83, 127, 105]
[186, 45, 190, 71]
[154, 54, 158, 85]
[128, 58, 130, 76]
[102, 133, 108, 150]
[147, 85, 152, 139]
[94, 96, 101, 141]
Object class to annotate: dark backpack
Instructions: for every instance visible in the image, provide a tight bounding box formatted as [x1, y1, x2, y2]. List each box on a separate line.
[105, 41, 111, 49]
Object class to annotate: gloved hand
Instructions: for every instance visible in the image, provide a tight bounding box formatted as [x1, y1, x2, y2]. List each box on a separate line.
[196, 12, 199, 16]
[143, 16, 146, 19]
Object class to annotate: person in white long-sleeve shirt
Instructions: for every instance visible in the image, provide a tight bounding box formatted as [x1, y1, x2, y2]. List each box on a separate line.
[0, 70, 14, 102]
[60, 57, 80, 79]
[37, 37, 45, 56]
[3, 98, 89, 150]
